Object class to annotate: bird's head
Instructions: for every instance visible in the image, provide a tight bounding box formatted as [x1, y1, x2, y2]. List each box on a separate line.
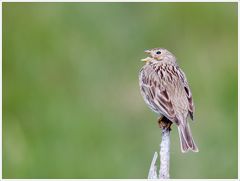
[141, 48, 176, 63]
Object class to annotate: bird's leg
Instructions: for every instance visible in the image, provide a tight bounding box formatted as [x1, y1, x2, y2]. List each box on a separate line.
[158, 116, 172, 131]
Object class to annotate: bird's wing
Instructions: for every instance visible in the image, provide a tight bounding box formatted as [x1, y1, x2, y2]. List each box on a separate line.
[139, 64, 176, 120]
[177, 67, 195, 120]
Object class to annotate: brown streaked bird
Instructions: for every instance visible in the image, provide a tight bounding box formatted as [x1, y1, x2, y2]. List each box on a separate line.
[139, 48, 198, 153]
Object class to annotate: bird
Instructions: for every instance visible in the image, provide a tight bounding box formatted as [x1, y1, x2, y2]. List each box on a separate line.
[139, 47, 198, 153]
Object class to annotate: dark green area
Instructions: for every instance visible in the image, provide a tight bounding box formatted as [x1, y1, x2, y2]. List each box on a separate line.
[3, 2, 237, 178]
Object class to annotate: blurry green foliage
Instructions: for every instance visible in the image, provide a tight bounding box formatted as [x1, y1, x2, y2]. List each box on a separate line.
[3, 2, 237, 178]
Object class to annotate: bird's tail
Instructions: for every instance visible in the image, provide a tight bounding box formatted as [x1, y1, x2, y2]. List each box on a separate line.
[178, 122, 199, 153]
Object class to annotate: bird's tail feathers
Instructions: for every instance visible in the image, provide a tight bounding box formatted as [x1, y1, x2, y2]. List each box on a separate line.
[178, 122, 199, 153]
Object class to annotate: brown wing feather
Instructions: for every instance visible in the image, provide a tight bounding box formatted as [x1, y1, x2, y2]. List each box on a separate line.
[140, 63, 195, 122]
[177, 67, 195, 120]
[139, 64, 176, 121]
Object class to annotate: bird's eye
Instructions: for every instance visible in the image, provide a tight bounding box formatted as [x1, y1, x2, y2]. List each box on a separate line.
[156, 51, 161, 54]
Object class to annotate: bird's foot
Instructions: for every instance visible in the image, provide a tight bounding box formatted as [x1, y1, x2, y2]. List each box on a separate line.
[158, 117, 172, 131]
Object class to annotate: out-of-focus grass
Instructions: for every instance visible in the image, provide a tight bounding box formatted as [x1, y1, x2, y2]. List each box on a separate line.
[3, 2, 237, 178]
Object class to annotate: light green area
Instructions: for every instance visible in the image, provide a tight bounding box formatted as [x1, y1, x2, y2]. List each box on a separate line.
[3, 2, 237, 179]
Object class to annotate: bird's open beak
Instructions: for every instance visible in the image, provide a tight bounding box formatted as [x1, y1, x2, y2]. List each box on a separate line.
[141, 57, 152, 62]
[144, 50, 151, 54]
[141, 50, 152, 62]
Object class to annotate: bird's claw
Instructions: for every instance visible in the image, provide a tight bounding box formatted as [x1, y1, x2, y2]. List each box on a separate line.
[158, 117, 172, 131]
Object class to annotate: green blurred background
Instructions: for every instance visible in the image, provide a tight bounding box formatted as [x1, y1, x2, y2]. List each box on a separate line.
[3, 2, 237, 179]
